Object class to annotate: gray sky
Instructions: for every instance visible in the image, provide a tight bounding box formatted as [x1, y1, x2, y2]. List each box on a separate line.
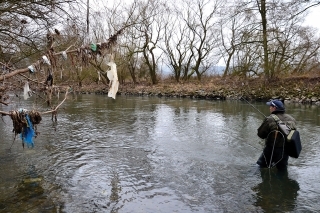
[303, 6, 320, 31]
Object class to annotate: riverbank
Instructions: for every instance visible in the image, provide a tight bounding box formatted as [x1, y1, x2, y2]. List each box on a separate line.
[76, 76, 320, 105]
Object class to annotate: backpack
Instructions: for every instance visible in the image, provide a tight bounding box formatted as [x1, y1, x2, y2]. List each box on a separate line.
[270, 114, 302, 158]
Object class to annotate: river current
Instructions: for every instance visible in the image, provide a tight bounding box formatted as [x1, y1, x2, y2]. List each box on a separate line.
[0, 94, 319, 212]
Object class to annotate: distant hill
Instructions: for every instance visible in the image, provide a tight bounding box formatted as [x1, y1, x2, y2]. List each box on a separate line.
[158, 64, 225, 77]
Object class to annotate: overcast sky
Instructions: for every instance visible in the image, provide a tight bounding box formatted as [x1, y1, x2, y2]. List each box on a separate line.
[303, 6, 320, 31]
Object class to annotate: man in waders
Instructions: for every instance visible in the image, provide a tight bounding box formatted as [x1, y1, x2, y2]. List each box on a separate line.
[256, 99, 297, 170]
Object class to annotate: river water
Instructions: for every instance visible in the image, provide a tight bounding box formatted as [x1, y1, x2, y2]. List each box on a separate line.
[0, 94, 319, 213]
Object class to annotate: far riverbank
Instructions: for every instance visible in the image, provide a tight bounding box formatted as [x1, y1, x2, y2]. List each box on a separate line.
[75, 76, 320, 105]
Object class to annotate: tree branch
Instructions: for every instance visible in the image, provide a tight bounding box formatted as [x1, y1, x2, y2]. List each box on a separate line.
[41, 86, 70, 115]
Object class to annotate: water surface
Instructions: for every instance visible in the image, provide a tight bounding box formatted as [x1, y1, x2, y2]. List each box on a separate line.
[0, 95, 319, 212]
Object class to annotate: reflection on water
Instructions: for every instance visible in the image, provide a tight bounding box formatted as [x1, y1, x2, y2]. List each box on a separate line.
[0, 164, 56, 212]
[253, 168, 300, 212]
[0, 95, 319, 212]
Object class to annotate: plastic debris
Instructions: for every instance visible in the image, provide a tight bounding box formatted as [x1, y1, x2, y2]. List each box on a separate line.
[42, 55, 51, 65]
[20, 114, 35, 148]
[62, 51, 67, 60]
[90, 43, 97, 51]
[23, 82, 32, 100]
[28, 65, 35, 73]
[107, 61, 119, 99]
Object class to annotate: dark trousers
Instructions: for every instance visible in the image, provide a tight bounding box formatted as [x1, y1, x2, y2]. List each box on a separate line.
[257, 146, 289, 170]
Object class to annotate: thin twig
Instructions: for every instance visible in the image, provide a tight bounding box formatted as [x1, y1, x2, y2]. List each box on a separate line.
[9, 137, 16, 150]
[40, 87, 70, 115]
[0, 86, 70, 117]
[0, 27, 125, 82]
[18, 73, 46, 85]
[0, 110, 10, 116]
[0, 100, 9, 106]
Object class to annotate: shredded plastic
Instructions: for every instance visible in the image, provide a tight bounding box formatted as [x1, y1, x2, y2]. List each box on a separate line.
[20, 114, 35, 148]
[23, 82, 31, 100]
[107, 61, 119, 99]
[90, 43, 97, 51]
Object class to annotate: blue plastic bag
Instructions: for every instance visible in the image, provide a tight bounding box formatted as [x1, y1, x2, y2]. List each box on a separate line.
[20, 114, 35, 148]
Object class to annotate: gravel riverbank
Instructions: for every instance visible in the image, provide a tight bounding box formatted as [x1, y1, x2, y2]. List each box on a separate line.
[76, 76, 320, 105]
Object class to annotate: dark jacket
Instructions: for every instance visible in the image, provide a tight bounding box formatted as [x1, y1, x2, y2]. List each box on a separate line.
[257, 110, 296, 147]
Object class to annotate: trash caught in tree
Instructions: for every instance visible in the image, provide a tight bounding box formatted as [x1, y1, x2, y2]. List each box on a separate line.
[0, 26, 127, 148]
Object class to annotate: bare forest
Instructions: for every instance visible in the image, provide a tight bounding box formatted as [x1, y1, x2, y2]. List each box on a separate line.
[1, 0, 320, 140]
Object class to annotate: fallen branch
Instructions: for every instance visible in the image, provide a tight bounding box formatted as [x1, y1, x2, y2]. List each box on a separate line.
[0, 86, 70, 118]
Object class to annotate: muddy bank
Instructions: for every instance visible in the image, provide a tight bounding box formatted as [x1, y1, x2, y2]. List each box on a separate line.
[76, 76, 320, 105]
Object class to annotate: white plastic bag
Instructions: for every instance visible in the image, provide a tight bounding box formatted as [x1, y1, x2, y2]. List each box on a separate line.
[107, 62, 119, 99]
[23, 82, 32, 100]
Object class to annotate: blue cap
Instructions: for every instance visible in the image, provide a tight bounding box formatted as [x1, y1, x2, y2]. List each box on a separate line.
[266, 99, 285, 110]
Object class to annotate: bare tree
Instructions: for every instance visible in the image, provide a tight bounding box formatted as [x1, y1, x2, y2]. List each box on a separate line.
[159, 4, 195, 82]
[115, 1, 145, 84]
[131, 0, 165, 85]
[218, 0, 320, 79]
[0, 1, 80, 66]
[219, 1, 258, 77]
[257, 0, 320, 78]
[181, 0, 222, 81]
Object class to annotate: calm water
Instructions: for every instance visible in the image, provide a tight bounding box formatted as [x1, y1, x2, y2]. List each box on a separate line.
[0, 95, 319, 213]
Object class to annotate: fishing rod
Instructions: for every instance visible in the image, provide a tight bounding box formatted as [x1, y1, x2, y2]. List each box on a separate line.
[240, 96, 267, 118]
[240, 96, 283, 168]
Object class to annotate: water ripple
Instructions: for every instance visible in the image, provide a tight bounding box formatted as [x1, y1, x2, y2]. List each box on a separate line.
[0, 96, 319, 212]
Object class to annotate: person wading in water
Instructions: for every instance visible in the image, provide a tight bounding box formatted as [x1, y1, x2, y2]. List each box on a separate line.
[256, 99, 297, 170]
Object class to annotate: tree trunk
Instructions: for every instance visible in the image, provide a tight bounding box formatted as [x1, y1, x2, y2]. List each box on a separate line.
[259, 0, 270, 79]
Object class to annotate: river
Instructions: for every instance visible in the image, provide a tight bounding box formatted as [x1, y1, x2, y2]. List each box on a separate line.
[0, 94, 319, 213]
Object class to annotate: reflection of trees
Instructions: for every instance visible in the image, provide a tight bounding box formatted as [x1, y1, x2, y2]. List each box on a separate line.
[110, 171, 121, 203]
[252, 168, 300, 212]
[16, 165, 44, 201]
[0, 165, 56, 212]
